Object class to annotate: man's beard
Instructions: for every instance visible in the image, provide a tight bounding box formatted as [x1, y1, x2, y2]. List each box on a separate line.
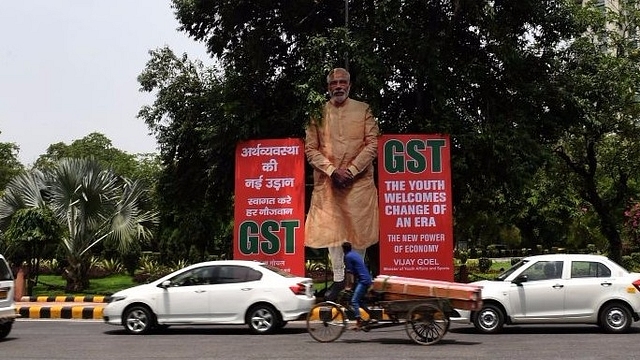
[331, 89, 349, 104]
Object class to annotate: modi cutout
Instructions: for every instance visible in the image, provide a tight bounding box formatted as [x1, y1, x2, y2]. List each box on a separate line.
[304, 67, 380, 300]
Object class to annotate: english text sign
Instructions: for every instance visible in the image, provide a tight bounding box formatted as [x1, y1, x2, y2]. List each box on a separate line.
[377, 134, 454, 281]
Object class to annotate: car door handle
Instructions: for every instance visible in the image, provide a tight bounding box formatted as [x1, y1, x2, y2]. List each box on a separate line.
[552, 284, 564, 289]
[195, 290, 206, 293]
[241, 288, 252, 291]
[600, 282, 612, 287]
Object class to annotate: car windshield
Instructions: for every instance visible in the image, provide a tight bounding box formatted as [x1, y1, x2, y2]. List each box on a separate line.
[260, 264, 296, 278]
[495, 259, 529, 281]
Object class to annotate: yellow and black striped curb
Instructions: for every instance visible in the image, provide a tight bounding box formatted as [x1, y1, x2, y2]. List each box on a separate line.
[16, 304, 105, 320]
[20, 295, 112, 303]
[15, 295, 110, 319]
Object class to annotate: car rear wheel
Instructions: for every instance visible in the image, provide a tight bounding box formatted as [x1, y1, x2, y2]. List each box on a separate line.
[0, 322, 12, 339]
[473, 304, 505, 334]
[123, 305, 154, 335]
[247, 304, 280, 335]
[599, 302, 632, 334]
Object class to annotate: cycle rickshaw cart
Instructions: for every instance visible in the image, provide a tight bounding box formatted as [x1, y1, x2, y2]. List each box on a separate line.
[306, 275, 482, 345]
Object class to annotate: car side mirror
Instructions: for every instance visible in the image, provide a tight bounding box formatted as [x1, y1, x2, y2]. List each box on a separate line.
[158, 280, 171, 289]
[512, 275, 528, 285]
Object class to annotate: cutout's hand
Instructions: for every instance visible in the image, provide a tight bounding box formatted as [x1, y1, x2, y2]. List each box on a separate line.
[331, 168, 354, 188]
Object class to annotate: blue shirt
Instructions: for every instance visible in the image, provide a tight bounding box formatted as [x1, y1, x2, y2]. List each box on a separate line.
[344, 251, 372, 285]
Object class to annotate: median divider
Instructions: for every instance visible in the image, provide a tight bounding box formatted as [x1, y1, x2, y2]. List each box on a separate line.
[16, 295, 111, 320]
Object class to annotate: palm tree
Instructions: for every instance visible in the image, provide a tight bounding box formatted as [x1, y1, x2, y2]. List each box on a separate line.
[47, 158, 158, 291]
[1, 158, 158, 292]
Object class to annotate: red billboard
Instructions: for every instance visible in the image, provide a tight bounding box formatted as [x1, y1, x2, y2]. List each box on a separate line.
[378, 134, 454, 281]
[233, 138, 306, 276]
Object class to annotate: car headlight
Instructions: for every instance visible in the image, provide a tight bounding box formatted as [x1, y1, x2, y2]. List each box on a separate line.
[109, 295, 127, 303]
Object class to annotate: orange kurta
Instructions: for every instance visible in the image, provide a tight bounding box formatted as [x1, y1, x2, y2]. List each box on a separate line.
[304, 98, 380, 249]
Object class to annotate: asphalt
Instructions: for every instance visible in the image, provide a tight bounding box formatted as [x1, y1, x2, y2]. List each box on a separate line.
[15, 295, 111, 320]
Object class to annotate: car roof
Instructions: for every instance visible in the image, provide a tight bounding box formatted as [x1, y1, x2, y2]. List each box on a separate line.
[186, 260, 267, 268]
[522, 254, 610, 262]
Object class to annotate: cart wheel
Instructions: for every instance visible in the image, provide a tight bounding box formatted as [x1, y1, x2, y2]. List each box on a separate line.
[306, 302, 347, 343]
[405, 303, 450, 345]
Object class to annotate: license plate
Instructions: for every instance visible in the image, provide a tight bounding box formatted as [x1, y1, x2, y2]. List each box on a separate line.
[0, 290, 7, 300]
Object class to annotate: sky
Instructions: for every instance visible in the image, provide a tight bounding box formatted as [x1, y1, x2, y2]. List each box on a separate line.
[0, 0, 210, 166]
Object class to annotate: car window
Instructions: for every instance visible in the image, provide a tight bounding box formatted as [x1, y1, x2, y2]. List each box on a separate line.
[215, 265, 262, 284]
[170, 266, 217, 286]
[520, 261, 563, 281]
[0, 258, 12, 281]
[571, 261, 612, 278]
[496, 259, 529, 281]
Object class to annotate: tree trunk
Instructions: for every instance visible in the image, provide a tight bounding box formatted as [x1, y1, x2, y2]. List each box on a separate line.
[13, 265, 27, 301]
[601, 217, 623, 265]
[64, 259, 90, 292]
[587, 191, 623, 264]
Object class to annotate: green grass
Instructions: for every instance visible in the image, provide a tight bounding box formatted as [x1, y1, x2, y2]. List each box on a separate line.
[490, 260, 512, 272]
[32, 274, 136, 297]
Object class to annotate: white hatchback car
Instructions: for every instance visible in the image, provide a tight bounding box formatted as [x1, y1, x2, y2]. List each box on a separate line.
[0, 254, 17, 340]
[455, 254, 640, 333]
[103, 260, 315, 335]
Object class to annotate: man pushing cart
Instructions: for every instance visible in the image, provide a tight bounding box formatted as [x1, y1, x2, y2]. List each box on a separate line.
[306, 275, 482, 345]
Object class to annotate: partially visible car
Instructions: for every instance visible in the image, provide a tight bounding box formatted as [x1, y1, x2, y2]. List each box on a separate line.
[103, 260, 315, 335]
[453, 254, 640, 333]
[0, 254, 18, 340]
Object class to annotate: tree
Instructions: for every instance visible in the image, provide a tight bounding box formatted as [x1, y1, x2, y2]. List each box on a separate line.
[3, 208, 60, 295]
[0, 158, 158, 291]
[33, 133, 163, 259]
[141, 0, 581, 258]
[138, 48, 233, 261]
[48, 158, 159, 291]
[0, 135, 24, 192]
[549, 2, 640, 263]
[34, 132, 146, 180]
[0, 170, 59, 295]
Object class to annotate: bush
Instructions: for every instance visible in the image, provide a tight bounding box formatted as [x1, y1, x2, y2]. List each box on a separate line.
[134, 255, 172, 283]
[465, 258, 479, 272]
[622, 252, 640, 272]
[305, 259, 332, 282]
[454, 250, 469, 265]
[478, 257, 493, 273]
[38, 259, 61, 275]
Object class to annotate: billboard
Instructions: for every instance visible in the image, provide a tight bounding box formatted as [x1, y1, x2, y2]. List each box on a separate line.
[233, 138, 306, 276]
[377, 134, 454, 280]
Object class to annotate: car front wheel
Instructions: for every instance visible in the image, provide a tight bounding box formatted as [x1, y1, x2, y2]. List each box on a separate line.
[599, 302, 632, 334]
[247, 304, 279, 335]
[473, 304, 505, 334]
[123, 305, 154, 335]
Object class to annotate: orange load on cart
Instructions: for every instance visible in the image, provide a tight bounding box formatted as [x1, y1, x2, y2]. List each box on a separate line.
[372, 275, 483, 311]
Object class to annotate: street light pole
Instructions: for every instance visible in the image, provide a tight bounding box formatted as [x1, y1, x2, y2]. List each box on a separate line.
[344, 0, 349, 70]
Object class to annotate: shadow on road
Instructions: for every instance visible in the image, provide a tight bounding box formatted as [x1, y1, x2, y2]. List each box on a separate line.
[450, 325, 640, 335]
[341, 337, 481, 346]
[103, 326, 308, 336]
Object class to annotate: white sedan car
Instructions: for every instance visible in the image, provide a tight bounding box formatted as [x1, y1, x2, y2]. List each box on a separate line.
[103, 260, 315, 335]
[0, 254, 18, 339]
[454, 254, 640, 333]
